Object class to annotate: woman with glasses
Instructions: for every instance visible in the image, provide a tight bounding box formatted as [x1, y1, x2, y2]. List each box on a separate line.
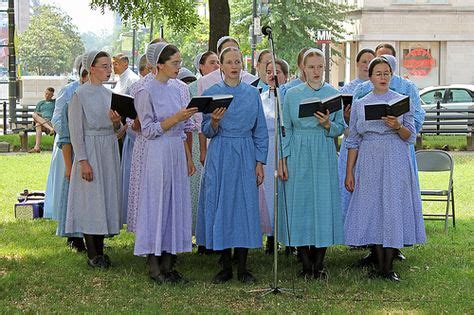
[133, 43, 198, 284]
[278, 48, 345, 280]
[196, 46, 268, 284]
[66, 51, 123, 268]
[344, 57, 426, 282]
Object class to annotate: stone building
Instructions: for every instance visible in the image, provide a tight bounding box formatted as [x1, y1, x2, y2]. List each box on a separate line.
[332, 0, 474, 88]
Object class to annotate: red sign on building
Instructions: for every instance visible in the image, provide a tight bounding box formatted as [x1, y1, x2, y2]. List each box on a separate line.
[403, 48, 436, 77]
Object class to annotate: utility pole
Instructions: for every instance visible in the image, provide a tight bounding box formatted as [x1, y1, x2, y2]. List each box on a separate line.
[7, 0, 17, 123]
[251, 0, 258, 75]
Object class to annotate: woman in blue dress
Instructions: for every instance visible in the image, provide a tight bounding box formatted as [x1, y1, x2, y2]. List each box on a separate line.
[344, 57, 426, 282]
[278, 48, 345, 279]
[196, 46, 268, 284]
[53, 58, 88, 252]
[338, 49, 375, 219]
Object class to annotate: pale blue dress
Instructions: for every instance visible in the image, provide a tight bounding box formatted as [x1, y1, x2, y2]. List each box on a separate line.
[344, 90, 426, 248]
[53, 80, 82, 237]
[353, 75, 425, 173]
[338, 77, 365, 219]
[196, 81, 269, 250]
[120, 122, 136, 224]
[278, 83, 345, 247]
[42, 136, 65, 219]
[280, 77, 303, 100]
[65, 82, 122, 236]
[133, 78, 193, 256]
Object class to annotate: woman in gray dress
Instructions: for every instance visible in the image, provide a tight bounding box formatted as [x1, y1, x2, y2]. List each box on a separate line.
[66, 51, 123, 268]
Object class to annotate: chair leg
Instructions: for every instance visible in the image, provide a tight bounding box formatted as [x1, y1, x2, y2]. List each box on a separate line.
[444, 194, 450, 233]
[451, 186, 455, 228]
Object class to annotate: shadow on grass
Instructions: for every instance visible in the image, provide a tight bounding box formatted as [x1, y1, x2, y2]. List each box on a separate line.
[0, 218, 472, 313]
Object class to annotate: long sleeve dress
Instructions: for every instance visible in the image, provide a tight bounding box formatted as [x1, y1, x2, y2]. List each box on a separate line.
[278, 82, 345, 247]
[42, 82, 79, 219]
[65, 82, 122, 236]
[196, 81, 269, 250]
[133, 78, 193, 256]
[338, 77, 365, 220]
[53, 80, 82, 238]
[344, 90, 426, 248]
[352, 75, 425, 174]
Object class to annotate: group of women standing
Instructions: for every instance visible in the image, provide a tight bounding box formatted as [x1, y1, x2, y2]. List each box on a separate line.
[44, 38, 425, 285]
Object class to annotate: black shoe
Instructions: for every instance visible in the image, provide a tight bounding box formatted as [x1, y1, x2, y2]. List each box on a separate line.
[197, 245, 206, 255]
[265, 236, 275, 255]
[163, 270, 186, 284]
[102, 254, 111, 267]
[358, 252, 376, 267]
[150, 273, 166, 284]
[213, 269, 233, 284]
[87, 255, 109, 268]
[314, 269, 328, 280]
[237, 270, 256, 284]
[298, 269, 312, 279]
[395, 250, 406, 261]
[384, 271, 401, 282]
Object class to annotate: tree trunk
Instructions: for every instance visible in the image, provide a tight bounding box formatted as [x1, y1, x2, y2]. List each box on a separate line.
[208, 0, 230, 53]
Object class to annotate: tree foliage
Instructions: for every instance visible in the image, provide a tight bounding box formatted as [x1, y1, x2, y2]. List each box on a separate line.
[230, 0, 352, 73]
[18, 5, 85, 75]
[89, 0, 200, 32]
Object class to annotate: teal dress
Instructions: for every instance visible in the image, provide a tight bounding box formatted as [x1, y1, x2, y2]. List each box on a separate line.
[278, 83, 345, 247]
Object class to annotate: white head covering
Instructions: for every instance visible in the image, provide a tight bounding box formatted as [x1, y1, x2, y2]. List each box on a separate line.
[217, 36, 239, 53]
[74, 54, 83, 73]
[82, 50, 110, 73]
[381, 54, 397, 75]
[146, 42, 170, 68]
[302, 48, 325, 63]
[193, 52, 205, 73]
[177, 67, 196, 81]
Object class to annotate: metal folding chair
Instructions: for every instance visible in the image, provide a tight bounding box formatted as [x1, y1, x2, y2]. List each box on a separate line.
[415, 150, 455, 232]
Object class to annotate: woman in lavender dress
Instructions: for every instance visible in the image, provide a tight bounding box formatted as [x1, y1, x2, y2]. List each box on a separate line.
[133, 42, 197, 284]
[344, 57, 426, 282]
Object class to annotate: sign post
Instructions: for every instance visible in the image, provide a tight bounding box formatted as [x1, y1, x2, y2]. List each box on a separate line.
[316, 29, 331, 83]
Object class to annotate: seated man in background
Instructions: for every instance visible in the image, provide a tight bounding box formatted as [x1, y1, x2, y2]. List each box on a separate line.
[29, 87, 55, 153]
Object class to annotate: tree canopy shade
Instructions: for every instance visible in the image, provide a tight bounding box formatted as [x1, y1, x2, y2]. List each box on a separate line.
[89, 0, 200, 32]
[230, 0, 351, 72]
[18, 5, 85, 75]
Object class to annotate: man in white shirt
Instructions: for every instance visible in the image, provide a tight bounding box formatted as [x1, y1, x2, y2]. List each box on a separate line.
[112, 53, 139, 95]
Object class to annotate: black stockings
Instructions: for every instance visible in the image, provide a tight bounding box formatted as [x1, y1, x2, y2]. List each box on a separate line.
[373, 245, 396, 274]
[298, 246, 327, 272]
[84, 234, 104, 260]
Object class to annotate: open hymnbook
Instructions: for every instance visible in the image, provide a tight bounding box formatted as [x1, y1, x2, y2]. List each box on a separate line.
[364, 95, 410, 121]
[186, 95, 234, 114]
[298, 94, 343, 118]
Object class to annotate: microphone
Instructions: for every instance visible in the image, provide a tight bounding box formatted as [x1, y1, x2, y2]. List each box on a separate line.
[262, 25, 272, 36]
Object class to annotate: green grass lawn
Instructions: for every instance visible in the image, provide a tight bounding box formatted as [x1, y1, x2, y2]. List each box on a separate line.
[0, 153, 473, 313]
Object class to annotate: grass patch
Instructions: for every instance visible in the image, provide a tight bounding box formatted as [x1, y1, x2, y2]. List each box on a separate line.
[0, 153, 473, 313]
[420, 135, 469, 151]
[0, 134, 55, 152]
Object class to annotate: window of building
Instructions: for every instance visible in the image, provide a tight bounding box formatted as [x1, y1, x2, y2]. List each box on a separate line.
[427, 0, 448, 4]
[400, 42, 440, 88]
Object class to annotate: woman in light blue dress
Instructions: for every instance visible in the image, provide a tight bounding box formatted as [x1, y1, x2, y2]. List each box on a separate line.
[66, 51, 123, 268]
[196, 47, 268, 284]
[344, 57, 426, 282]
[52, 59, 88, 252]
[338, 49, 375, 220]
[278, 48, 345, 279]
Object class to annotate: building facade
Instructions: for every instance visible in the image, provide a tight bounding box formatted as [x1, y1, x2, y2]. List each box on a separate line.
[333, 0, 474, 89]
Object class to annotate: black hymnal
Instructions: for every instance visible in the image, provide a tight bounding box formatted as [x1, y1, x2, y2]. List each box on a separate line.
[186, 94, 234, 114]
[298, 94, 342, 118]
[111, 93, 136, 119]
[342, 94, 353, 109]
[364, 96, 410, 120]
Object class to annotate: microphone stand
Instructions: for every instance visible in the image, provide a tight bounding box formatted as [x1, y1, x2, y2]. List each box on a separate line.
[249, 27, 299, 297]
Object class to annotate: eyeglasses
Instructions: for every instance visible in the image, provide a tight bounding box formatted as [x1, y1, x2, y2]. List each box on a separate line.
[374, 72, 391, 78]
[168, 60, 183, 68]
[92, 64, 112, 71]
